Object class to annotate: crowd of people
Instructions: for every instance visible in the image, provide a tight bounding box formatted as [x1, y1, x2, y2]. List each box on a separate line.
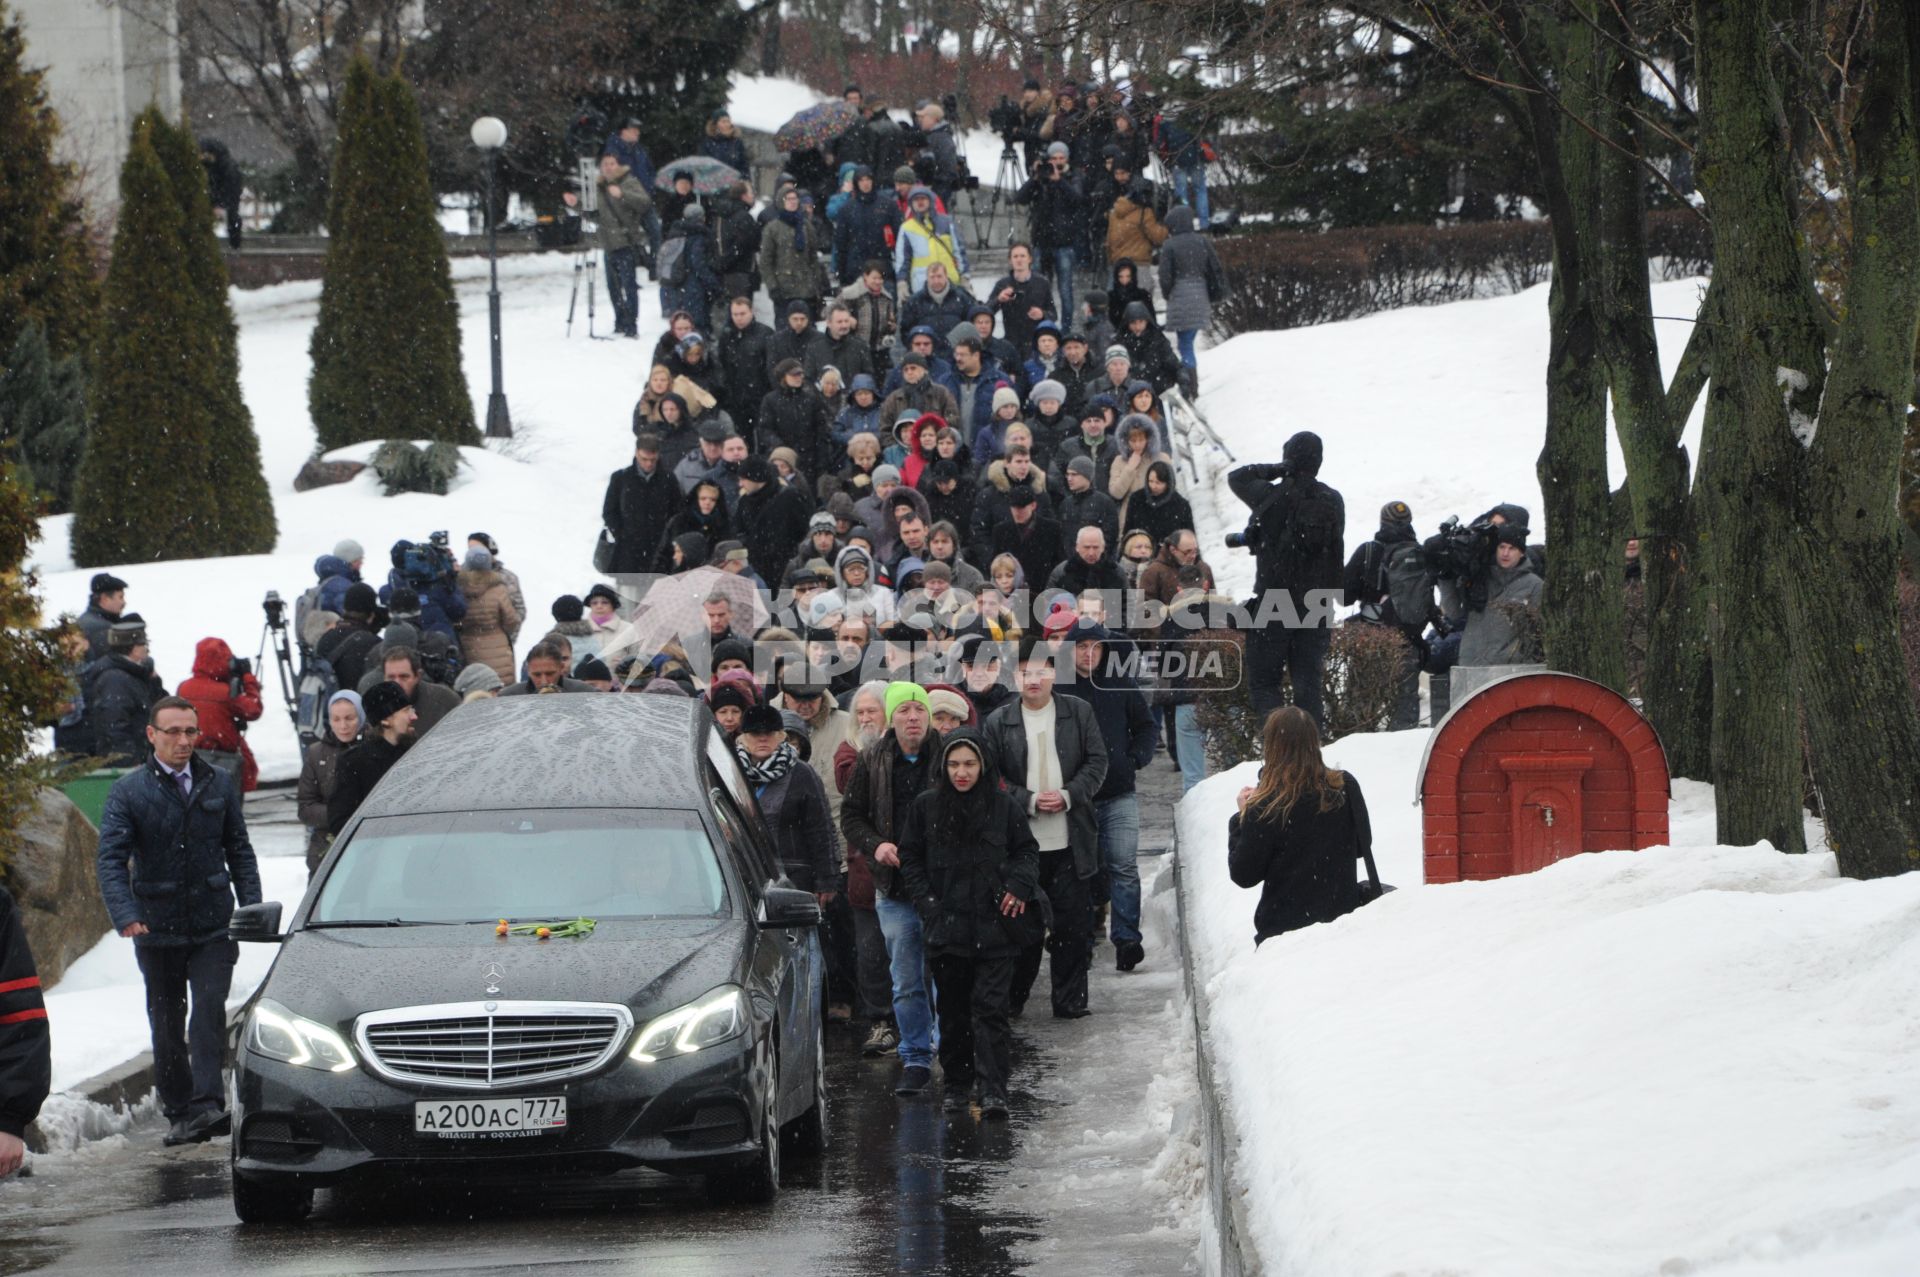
[35, 86, 1580, 1120]
[579, 81, 1230, 396]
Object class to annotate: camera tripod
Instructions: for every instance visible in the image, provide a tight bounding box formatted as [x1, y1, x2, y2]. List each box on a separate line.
[967, 144, 1029, 250]
[565, 157, 614, 340]
[257, 592, 299, 735]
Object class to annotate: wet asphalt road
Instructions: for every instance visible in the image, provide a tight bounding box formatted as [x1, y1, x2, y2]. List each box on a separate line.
[0, 757, 1197, 1276]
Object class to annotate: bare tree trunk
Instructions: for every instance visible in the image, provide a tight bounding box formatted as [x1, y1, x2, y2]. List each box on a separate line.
[1588, 4, 1715, 775]
[1525, 10, 1630, 693]
[1691, 0, 1812, 851]
[1781, 1, 1920, 877]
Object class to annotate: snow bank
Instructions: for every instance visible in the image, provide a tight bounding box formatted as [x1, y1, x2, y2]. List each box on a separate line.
[1189, 277, 1713, 599]
[32, 254, 660, 784]
[1177, 730, 1920, 1275]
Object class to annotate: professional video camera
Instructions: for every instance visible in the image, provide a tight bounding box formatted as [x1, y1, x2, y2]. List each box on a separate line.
[1223, 461, 1294, 550]
[564, 103, 611, 160]
[1429, 514, 1496, 582]
[392, 532, 457, 590]
[987, 94, 1023, 144]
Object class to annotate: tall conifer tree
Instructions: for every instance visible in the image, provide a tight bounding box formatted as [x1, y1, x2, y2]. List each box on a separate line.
[143, 107, 276, 555]
[70, 121, 221, 566]
[309, 58, 477, 450]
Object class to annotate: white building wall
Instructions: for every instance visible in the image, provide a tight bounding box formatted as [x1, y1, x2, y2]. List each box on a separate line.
[13, 0, 181, 217]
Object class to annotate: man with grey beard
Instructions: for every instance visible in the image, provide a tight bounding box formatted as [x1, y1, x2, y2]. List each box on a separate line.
[834, 681, 897, 1053]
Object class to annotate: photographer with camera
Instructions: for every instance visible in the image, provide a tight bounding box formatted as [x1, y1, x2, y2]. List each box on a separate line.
[1017, 144, 1090, 337]
[176, 637, 264, 792]
[1424, 504, 1543, 675]
[1227, 432, 1345, 729]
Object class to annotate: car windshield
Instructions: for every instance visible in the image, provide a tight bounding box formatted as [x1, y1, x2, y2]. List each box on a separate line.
[312, 809, 729, 925]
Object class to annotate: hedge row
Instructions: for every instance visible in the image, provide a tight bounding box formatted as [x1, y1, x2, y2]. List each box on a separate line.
[1211, 209, 1712, 337]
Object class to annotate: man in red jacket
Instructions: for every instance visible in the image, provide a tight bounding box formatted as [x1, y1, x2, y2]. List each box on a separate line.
[176, 637, 264, 792]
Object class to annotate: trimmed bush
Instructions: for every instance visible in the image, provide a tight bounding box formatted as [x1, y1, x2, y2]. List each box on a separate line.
[309, 58, 477, 450]
[370, 440, 464, 496]
[0, 322, 86, 511]
[0, 1, 98, 362]
[69, 121, 222, 566]
[1324, 622, 1415, 740]
[142, 107, 276, 555]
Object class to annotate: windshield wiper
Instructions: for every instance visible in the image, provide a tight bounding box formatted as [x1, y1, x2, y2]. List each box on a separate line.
[305, 919, 460, 929]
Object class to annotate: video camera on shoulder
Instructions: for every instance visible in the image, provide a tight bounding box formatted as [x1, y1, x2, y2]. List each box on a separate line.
[393, 532, 456, 588]
[1430, 514, 1497, 580]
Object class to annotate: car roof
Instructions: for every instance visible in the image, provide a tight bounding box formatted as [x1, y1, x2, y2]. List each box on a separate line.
[354, 693, 715, 818]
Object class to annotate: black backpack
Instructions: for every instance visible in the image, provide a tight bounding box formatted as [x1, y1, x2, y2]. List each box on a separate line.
[1382, 540, 1434, 629]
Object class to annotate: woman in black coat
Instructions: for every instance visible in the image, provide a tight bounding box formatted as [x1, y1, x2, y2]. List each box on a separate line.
[656, 480, 732, 572]
[1133, 460, 1195, 550]
[735, 704, 840, 894]
[1227, 707, 1371, 946]
[898, 728, 1042, 1118]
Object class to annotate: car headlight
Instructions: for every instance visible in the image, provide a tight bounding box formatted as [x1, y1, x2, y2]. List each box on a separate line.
[629, 986, 745, 1063]
[247, 998, 356, 1072]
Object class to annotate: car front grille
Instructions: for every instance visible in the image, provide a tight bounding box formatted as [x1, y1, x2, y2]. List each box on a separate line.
[355, 1001, 634, 1091]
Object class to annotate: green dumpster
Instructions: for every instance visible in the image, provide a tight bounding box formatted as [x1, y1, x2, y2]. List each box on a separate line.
[62, 768, 129, 830]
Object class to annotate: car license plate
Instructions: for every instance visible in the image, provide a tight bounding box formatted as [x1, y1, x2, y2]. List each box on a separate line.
[414, 1096, 567, 1138]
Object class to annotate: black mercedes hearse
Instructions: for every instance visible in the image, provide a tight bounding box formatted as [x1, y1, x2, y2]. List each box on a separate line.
[227, 694, 826, 1222]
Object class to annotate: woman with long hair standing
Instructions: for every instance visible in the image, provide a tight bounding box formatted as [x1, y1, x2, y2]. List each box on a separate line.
[898, 728, 1041, 1118]
[1228, 707, 1374, 946]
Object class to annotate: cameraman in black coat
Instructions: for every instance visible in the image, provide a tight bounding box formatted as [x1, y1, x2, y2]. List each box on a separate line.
[1227, 431, 1345, 729]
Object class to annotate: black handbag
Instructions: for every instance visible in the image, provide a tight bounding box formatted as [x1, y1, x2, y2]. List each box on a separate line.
[592, 529, 616, 575]
[1351, 796, 1392, 904]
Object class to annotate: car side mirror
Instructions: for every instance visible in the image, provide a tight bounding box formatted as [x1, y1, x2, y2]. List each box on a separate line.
[230, 902, 284, 943]
[760, 886, 820, 929]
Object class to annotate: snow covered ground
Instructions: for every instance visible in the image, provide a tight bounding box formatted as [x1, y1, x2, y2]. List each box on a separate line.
[1170, 274, 1920, 1274]
[32, 253, 667, 784]
[1186, 276, 1713, 599]
[1175, 741, 1920, 1275]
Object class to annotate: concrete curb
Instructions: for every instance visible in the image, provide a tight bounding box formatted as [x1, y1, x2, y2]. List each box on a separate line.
[1172, 824, 1262, 1277]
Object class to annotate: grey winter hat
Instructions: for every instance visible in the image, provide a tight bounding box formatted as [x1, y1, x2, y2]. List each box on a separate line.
[874, 464, 902, 486]
[1066, 455, 1096, 480]
[1030, 378, 1067, 405]
[106, 618, 147, 649]
[948, 321, 978, 350]
[463, 547, 492, 571]
[454, 662, 503, 695]
[698, 419, 732, 444]
[991, 386, 1021, 413]
[1046, 141, 1069, 159]
[333, 539, 365, 562]
[1381, 501, 1413, 526]
[1105, 344, 1131, 365]
[808, 510, 837, 533]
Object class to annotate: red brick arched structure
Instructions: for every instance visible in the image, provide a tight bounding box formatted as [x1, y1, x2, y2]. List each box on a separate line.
[1417, 672, 1669, 883]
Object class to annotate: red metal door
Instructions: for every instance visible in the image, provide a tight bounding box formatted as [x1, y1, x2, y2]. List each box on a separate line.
[1501, 754, 1592, 875]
